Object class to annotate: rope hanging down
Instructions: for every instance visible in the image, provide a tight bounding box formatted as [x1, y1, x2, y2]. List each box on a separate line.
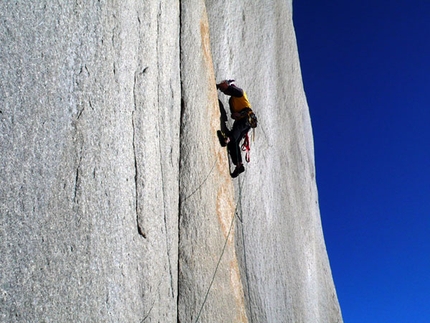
[194, 175, 246, 323]
[194, 211, 236, 323]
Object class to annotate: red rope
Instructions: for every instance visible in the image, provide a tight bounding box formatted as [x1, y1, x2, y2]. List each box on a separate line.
[241, 132, 251, 163]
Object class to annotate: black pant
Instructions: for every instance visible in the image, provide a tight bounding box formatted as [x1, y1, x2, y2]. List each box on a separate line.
[228, 118, 250, 165]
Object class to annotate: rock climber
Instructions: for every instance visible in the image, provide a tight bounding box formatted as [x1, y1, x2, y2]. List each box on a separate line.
[216, 79, 257, 178]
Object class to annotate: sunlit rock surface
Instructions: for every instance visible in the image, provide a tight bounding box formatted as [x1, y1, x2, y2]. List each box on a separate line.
[1, 1, 342, 322]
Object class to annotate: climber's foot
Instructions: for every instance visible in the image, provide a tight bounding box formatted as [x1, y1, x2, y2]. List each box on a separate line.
[231, 164, 245, 178]
[217, 130, 229, 147]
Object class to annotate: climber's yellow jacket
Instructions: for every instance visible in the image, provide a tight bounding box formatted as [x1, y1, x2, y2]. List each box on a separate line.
[229, 91, 251, 114]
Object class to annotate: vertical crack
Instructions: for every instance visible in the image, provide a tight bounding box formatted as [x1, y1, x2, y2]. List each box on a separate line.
[133, 71, 146, 239]
[178, 1, 184, 321]
[73, 146, 84, 204]
[157, 0, 175, 298]
[73, 160, 80, 203]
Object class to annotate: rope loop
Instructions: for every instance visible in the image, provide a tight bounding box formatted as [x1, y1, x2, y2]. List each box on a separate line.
[241, 132, 251, 163]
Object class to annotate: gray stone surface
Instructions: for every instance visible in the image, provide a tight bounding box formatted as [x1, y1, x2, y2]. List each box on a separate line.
[205, 1, 343, 322]
[1, 1, 342, 322]
[178, 1, 246, 322]
[1, 1, 180, 322]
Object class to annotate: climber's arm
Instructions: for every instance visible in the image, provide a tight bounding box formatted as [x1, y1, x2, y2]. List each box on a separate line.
[223, 84, 243, 97]
[217, 80, 244, 97]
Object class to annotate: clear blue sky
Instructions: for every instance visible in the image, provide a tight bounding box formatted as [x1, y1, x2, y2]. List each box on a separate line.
[293, 1, 430, 322]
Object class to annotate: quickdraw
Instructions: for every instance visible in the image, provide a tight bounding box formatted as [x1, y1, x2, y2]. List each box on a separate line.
[241, 132, 251, 163]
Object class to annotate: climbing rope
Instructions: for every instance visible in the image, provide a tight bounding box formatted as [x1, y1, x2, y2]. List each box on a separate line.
[194, 210, 236, 323]
[181, 160, 217, 203]
[193, 174, 247, 322]
[241, 132, 251, 163]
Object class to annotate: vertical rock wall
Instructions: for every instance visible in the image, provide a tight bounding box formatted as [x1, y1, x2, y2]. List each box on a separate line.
[1, 1, 180, 322]
[179, 1, 247, 322]
[0, 0, 342, 322]
[205, 1, 342, 322]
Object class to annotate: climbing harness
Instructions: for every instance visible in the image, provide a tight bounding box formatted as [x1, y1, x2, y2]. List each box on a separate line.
[241, 132, 251, 163]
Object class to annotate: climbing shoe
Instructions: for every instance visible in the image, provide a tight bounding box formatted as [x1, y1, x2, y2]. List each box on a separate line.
[217, 130, 228, 147]
[230, 164, 245, 178]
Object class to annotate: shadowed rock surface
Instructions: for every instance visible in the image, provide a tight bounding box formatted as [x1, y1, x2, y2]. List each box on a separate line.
[1, 1, 342, 322]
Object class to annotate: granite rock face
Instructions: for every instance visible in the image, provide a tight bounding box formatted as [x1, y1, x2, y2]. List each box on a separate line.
[1, 1, 342, 322]
[1, 1, 180, 322]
